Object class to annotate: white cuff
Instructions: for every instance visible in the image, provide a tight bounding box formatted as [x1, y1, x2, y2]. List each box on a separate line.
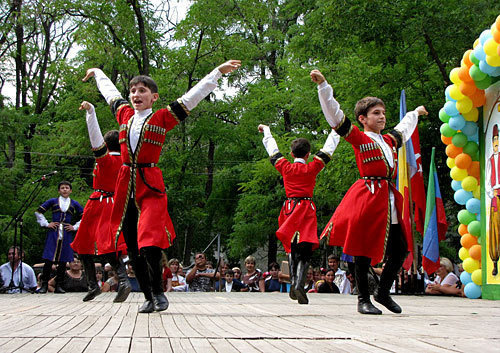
[181, 68, 222, 111]
[35, 212, 49, 228]
[73, 220, 81, 231]
[93, 69, 124, 105]
[321, 129, 340, 156]
[85, 104, 105, 149]
[394, 110, 419, 143]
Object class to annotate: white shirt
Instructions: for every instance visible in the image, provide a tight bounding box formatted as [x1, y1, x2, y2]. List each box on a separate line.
[317, 81, 419, 224]
[225, 281, 233, 292]
[0, 262, 37, 293]
[333, 268, 351, 294]
[85, 104, 104, 149]
[35, 196, 81, 230]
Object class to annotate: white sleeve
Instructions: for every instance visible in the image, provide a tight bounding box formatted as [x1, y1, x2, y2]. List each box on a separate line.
[486, 159, 493, 198]
[318, 81, 345, 128]
[73, 220, 81, 231]
[35, 212, 49, 227]
[394, 110, 419, 143]
[85, 104, 105, 149]
[320, 129, 340, 156]
[261, 126, 280, 156]
[92, 69, 124, 105]
[25, 265, 38, 289]
[180, 68, 222, 111]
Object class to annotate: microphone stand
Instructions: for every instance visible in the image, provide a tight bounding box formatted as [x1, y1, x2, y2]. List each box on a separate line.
[2, 174, 53, 293]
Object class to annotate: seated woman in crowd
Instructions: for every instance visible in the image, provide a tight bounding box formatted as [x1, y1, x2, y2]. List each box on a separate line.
[304, 266, 315, 292]
[425, 257, 462, 296]
[317, 268, 340, 294]
[232, 267, 242, 281]
[48, 257, 88, 293]
[242, 256, 264, 292]
[168, 258, 187, 292]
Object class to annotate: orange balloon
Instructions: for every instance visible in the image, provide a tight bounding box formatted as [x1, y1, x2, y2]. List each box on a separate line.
[446, 144, 463, 158]
[493, 27, 500, 43]
[458, 223, 468, 236]
[470, 89, 486, 107]
[461, 233, 478, 249]
[469, 244, 481, 261]
[463, 50, 473, 67]
[441, 135, 452, 145]
[496, 14, 500, 31]
[455, 153, 472, 169]
[459, 81, 477, 97]
[458, 65, 473, 82]
[468, 161, 480, 180]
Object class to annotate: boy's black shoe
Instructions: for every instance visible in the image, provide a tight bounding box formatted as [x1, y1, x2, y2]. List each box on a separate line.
[357, 298, 382, 315]
[138, 300, 154, 313]
[374, 291, 402, 313]
[153, 293, 169, 312]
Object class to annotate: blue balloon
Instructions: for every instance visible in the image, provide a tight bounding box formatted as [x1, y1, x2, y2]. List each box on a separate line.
[492, 66, 500, 77]
[466, 198, 481, 214]
[454, 189, 473, 205]
[460, 271, 472, 285]
[445, 86, 456, 101]
[479, 60, 495, 75]
[461, 121, 478, 137]
[449, 116, 466, 131]
[474, 44, 486, 61]
[470, 133, 479, 143]
[451, 180, 462, 191]
[444, 100, 459, 116]
[476, 213, 481, 221]
[464, 282, 481, 299]
[479, 29, 492, 45]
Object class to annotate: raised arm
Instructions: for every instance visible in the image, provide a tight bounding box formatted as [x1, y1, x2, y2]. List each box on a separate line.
[180, 60, 241, 111]
[258, 124, 280, 157]
[83, 68, 123, 105]
[311, 70, 345, 128]
[80, 101, 104, 149]
[394, 105, 428, 143]
[319, 129, 340, 158]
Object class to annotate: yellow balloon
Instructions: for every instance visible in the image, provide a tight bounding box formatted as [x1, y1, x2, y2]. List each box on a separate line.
[473, 186, 481, 199]
[458, 247, 469, 261]
[456, 97, 473, 114]
[449, 84, 465, 100]
[473, 39, 480, 48]
[486, 54, 500, 67]
[450, 166, 468, 181]
[483, 38, 499, 56]
[463, 107, 479, 122]
[462, 176, 478, 192]
[449, 68, 461, 84]
[463, 257, 480, 273]
[446, 157, 456, 169]
[471, 269, 482, 285]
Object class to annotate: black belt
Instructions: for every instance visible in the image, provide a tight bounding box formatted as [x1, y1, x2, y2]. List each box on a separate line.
[283, 197, 313, 215]
[362, 176, 392, 194]
[89, 189, 114, 200]
[123, 162, 164, 194]
[361, 176, 392, 181]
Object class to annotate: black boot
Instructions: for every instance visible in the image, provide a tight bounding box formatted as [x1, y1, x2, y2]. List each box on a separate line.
[38, 281, 48, 294]
[131, 252, 154, 313]
[111, 258, 131, 303]
[153, 293, 169, 312]
[145, 247, 169, 312]
[81, 255, 101, 302]
[138, 300, 154, 313]
[295, 260, 309, 304]
[374, 265, 402, 314]
[38, 261, 52, 294]
[288, 253, 297, 301]
[355, 256, 381, 315]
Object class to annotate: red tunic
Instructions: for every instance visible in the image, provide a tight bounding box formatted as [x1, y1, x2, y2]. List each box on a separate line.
[110, 103, 184, 250]
[320, 120, 412, 266]
[273, 152, 329, 253]
[72, 146, 126, 255]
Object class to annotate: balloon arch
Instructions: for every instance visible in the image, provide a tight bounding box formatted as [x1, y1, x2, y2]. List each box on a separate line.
[440, 16, 500, 299]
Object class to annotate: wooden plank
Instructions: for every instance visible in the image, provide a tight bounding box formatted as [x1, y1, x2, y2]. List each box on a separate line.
[132, 313, 149, 337]
[226, 339, 261, 353]
[151, 337, 173, 353]
[60, 315, 100, 337]
[97, 315, 123, 337]
[207, 338, 240, 353]
[160, 314, 182, 337]
[114, 314, 137, 337]
[130, 337, 151, 352]
[36, 337, 72, 353]
[189, 337, 217, 353]
[148, 314, 166, 338]
[172, 315, 201, 338]
[13, 337, 50, 353]
[82, 336, 112, 353]
[0, 337, 34, 353]
[106, 337, 131, 353]
[58, 337, 92, 353]
[169, 337, 194, 352]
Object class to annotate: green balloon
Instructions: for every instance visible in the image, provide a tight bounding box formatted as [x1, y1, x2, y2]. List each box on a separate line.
[471, 151, 480, 162]
[452, 132, 468, 148]
[463, 141, 479, 156]
[475, 75, 493, 90]
[470, 52, 480, 66]
[458, 209, 475, 225]
[440, 123, 456, 137]
[468, 220, 481, 237]
[439, 108, 451, 123]
[470, 65, 487, 81]
[477, 236, 482, 245]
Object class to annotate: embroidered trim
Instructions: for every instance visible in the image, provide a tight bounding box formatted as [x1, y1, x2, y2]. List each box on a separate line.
[335, 115, 353, 137]
[145, 124, 167, 135]
[388, 129, 403, 149]
[314, 152, 330, 165]
[270, 152, 284, 166]
[144, 138, 163, 146]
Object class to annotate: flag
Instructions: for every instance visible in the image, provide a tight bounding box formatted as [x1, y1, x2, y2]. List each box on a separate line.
[410, 128, 427, 234]
[422, 147, 448, 274]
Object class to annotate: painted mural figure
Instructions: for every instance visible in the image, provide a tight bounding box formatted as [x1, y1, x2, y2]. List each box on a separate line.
[486, 124, 500, 276]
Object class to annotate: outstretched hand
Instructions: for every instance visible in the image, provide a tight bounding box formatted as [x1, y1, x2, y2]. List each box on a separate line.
[79, 101, 92, 111]
[82, 68, 97, 82]
[415, 105, 428, 116]
[258, 124, 268, 133]
[218, 60, 242, 75]
[310, 70, 326, 85]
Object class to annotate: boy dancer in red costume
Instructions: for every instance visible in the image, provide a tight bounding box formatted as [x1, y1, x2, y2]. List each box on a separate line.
[83, 60, 240, 313]
[311, 69, 428, 314]
[71, 101, 130, 303]
[258, 124, 339, 304]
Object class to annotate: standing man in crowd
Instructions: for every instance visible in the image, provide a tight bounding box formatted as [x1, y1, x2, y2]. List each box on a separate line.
[0, 246, 37, 293]
[186, 252, 218, 292]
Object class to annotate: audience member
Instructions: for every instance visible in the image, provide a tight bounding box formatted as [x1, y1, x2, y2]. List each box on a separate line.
[96, 268, 103, 288]
[0, 246, 37, 293]
[425, 257, 462, 296]
[168, 258, 187, 292]
[328, 255, 351, 294]
[264, 262, 282, 292]
[102, 270, 118, 292]
[242, 255, 264, 292]
[126, 266, 141, 292]
[317, 268, 340, 293]
[313, 267, 322, 284]
[161, 253, 173, 292]
[49, 257, 88, 292]
[304, 266, 315, 292]
[232, 267, 242, 280]
[218, 269, 248, 292]
[186, 252, 217, 292]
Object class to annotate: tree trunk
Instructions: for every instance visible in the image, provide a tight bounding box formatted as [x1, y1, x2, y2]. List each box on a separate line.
[127, 0, 150, 75]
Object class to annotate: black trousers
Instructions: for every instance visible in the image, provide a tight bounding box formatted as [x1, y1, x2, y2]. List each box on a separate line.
[355, 224, 408, 297]
[41, 260, 66, 284]
[121, 199, 163, 301]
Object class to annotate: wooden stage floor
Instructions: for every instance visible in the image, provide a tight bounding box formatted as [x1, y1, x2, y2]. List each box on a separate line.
[0, 292, 498, 352]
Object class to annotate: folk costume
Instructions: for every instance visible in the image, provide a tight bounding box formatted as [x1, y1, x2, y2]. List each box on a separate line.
[35, 196, 83, 293]
[92, 66, 224, 312]
[486, 125, 500, 276]
[261, 126, 339, 304]
[317, 80, 419, 314]
[70, 103, 131, 302]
